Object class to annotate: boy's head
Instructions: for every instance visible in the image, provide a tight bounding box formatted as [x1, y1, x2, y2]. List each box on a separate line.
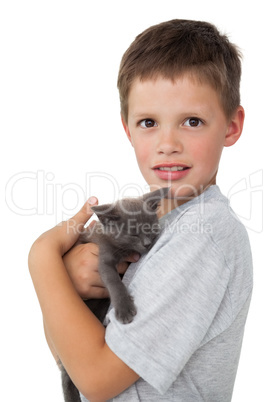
[118, 19, 242, 123]
[118, 20, 244, 212]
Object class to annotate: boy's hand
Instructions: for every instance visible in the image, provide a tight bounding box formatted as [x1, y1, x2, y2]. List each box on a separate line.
[63, 243, 140, 300]
[29, 194, 140, 301]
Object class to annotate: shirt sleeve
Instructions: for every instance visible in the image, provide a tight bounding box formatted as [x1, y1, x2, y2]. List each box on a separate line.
[105, 224, 231, 395]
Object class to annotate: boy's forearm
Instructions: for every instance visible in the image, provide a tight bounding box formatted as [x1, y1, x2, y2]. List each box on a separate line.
[43, 319, 59, 364]
[29, 243, 139, 400]
[29, 243, 108, 396]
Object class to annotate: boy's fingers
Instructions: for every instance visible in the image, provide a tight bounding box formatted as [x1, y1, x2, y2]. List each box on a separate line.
[131, 253, 140, 262]
[86, 286, 109, 300]
[125, 253, 140, 263]
[117, 253, 140, 274]
[117, 261, 129, 274]
[61, 197, 98, 252]
[71, 196, 98, 228]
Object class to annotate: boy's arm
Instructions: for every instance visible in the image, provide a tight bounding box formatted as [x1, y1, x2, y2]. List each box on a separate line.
[44, 320, 60, 363]
[29, 200, 139, 401]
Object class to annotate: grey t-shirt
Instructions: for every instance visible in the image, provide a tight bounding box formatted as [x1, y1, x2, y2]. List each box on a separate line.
[81, 185, 253, 401]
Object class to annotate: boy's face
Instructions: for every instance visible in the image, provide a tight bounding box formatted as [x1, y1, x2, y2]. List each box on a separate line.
[123, 75, 244, 209]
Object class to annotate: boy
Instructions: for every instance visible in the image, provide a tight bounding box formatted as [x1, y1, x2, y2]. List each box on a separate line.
[29, 20, 253, 401]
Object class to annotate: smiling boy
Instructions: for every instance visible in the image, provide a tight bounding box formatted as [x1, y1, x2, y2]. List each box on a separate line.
[123, 76, 244, 214]
[29, 20, 253, 401]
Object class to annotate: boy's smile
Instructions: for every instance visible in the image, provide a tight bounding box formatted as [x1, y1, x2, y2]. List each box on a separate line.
[122, 75, 244, 211]
[152, 162, 191, 181]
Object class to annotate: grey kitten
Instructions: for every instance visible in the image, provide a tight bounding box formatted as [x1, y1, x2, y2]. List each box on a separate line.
[60, 187, 169, 402]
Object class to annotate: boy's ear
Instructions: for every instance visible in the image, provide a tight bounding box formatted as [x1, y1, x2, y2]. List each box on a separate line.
[121, 115, 133, 146]
[91, 205, 120, 225]
[224, 106, 245, 147]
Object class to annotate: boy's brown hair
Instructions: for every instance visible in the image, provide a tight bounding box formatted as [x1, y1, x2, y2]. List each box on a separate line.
[117, 19, 242, 122]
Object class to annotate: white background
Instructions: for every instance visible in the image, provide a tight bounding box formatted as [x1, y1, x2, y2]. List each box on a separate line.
[1, 0, 267, 401]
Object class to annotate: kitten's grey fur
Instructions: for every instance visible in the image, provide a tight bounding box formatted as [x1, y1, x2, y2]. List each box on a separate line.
[60, 187, 170, 402]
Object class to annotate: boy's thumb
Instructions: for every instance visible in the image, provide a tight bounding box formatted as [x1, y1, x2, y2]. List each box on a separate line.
[87, 196, 98, 207]
[83, 196, 98, 219]
[72, 196, 98, 227]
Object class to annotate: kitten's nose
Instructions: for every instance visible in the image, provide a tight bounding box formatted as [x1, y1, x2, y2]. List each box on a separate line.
[143, 237, 152, 249]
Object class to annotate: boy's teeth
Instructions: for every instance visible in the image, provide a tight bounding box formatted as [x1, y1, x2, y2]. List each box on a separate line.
[158, 166, 185, 171]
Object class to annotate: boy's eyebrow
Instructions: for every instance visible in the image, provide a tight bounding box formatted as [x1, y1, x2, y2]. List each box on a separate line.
[131, 113, 155, 118]
[130, 108, 212, 120]
[129, 112, 158, 121]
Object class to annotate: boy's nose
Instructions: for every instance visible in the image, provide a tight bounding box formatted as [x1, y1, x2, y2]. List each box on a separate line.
[156, 129, 183, 155]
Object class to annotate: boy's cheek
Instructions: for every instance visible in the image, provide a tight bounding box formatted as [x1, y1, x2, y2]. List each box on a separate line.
[133, 147, 150, 165]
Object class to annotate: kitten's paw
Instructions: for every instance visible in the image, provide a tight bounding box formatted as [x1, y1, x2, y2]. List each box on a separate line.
[115, 296, 137, 324]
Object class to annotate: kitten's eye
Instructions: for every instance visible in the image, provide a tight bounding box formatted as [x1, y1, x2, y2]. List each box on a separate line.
[139, 119, 157, 128]
[183, 117, 203, 127]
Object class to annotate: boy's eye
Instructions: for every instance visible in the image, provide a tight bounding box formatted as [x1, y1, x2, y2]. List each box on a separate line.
[184, 118, 203, 127]
[139, 119, 157, 128]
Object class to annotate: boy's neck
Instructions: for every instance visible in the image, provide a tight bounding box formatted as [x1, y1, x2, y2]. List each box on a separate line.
[157, 183, 216, 218]
[157, 197, 191, 218]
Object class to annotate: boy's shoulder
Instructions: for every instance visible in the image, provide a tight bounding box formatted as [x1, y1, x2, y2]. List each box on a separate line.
[156, 185, 252, 292]
[161, 185, 249, 246]
[172, 185, 242, 225]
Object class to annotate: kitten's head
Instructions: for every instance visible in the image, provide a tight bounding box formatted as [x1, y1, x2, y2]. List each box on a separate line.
[91, 187, 170, 254]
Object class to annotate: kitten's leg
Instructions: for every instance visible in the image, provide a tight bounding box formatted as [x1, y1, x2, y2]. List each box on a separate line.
[98, 260, 137, 324]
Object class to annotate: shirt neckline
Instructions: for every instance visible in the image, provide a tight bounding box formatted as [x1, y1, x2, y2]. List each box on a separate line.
[159, 185, 221, 227]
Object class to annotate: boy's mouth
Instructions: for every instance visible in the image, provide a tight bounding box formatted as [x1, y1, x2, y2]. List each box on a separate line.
[153, 163, 191, 180]
[157, 166, 188, 171]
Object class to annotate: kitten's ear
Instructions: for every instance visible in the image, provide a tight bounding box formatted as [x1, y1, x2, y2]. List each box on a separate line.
[143, 187, 170, 211]
[91, 204, 120, 225]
